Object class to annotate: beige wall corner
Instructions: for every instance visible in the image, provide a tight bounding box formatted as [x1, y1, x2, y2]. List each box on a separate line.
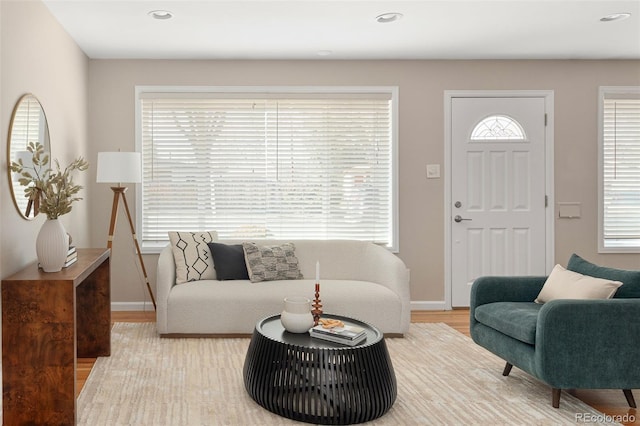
[1, 1, 89, 278]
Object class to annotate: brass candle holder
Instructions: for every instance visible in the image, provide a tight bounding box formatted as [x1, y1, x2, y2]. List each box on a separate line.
[312, 282, 323, 325]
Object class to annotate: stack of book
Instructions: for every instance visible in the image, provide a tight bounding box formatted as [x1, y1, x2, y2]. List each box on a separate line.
[309, 323, 367, 346]
[38, 246, 78, 269]
[64, 246, 78, 268]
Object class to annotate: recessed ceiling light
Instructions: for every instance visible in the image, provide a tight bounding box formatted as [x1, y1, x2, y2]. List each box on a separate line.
[317, 50, 333, 57]
[376, 12, 403, 24]
[148, 10, 173, 20]
[600, 13, 631, 22]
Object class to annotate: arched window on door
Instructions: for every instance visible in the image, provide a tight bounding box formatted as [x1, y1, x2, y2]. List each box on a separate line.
[470, 114, 527, 141]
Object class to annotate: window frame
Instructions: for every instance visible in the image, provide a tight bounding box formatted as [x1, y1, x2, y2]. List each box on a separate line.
[135, 85, 399, 253]
[598, 86, 640, 253]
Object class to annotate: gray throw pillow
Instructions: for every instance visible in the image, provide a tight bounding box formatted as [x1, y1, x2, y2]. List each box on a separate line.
[207, 242, 249, 280]
[242, 242, 304, 283]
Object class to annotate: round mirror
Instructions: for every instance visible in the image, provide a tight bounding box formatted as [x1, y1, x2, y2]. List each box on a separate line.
[7, 94, 51, 219]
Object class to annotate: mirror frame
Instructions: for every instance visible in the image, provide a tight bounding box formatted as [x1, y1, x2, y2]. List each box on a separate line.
[7, 93, 51, 220]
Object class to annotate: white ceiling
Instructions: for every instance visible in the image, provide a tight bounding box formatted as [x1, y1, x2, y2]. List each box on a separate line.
[42, 0, 640, 60]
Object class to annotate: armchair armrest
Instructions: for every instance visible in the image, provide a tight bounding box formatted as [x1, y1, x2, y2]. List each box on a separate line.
[470, 275, 547, 328]
[471, 276, 547, 306]
[536, 298, 640, 389]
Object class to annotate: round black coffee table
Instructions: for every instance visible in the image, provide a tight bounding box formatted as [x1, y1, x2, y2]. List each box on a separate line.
[243, 314, 396, 425]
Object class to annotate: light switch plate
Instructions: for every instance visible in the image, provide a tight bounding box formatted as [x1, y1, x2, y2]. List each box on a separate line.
[426, 164, 440, 179]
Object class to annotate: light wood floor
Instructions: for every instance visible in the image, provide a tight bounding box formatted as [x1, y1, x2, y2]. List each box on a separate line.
[78, 310, 638, 425]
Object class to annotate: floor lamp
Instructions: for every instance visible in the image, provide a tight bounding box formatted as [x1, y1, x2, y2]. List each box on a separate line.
[96, 152, 156, 310]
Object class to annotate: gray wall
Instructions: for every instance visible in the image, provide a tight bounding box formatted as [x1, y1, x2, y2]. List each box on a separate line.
[87, 59, 640, 306]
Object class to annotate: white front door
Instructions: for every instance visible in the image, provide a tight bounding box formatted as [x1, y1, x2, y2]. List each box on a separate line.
[450, 96, 550, 307]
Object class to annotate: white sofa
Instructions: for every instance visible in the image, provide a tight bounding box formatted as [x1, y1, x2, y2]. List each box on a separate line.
[156, 239, 410, 336]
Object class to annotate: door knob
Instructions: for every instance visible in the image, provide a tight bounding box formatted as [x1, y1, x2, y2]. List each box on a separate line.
[454, 215, 472, 223]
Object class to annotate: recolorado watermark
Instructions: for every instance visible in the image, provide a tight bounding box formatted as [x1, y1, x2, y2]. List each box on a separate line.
[576, 412, 636, 423]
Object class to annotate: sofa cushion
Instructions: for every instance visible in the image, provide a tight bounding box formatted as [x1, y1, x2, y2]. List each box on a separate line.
[207, 242, 249, 280]
[166, 279, 403, 334]
[168, 231, 218, 284]
[474, 302, 542, 345]
[535, 264, 622, 303]
[242, 242, 304, 283]
[567, 253, 640, 299]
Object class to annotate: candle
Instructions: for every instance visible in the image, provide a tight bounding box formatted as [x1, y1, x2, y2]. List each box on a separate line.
[316, 261, 320, 282]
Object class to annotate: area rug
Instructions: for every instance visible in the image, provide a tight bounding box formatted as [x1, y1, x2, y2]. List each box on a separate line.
[78, 322, 612, 425]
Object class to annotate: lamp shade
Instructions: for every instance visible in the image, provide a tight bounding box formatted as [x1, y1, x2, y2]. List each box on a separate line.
[96, 152, 142, 184]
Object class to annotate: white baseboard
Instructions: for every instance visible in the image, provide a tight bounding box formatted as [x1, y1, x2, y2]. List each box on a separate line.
[113, 300, 449, 312]
[111, 301, 155, 311]
[410, 301, 449, 311]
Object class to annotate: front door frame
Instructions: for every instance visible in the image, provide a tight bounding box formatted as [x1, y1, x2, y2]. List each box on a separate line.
[444, 90, 555, 310]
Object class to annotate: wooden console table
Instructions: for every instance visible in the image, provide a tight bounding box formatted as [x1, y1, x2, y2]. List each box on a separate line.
[2, 248, 111, 426]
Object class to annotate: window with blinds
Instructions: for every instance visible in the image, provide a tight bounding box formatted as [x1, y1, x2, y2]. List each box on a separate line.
[136, 87, 398, 251]
[600, 87, 640, 251]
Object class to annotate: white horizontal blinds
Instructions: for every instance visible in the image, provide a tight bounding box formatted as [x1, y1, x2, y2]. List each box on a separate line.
[140, 93, 393, 247]
[265, 99, 392, 242]
[10, 97, 46, 161]
[141, 98, 270, 243]
[602, 93, 640, 244]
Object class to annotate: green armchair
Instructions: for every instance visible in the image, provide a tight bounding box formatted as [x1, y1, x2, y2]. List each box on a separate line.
[470, 254, 640, 408]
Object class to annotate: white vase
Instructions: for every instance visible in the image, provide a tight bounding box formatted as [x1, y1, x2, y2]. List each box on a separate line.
[281, 296, 314, 333]
[36, 219, 70, 272]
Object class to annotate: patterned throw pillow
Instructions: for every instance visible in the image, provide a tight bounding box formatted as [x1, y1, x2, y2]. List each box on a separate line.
[168, 231, 218, 284]
[242, 242, 304, 283]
